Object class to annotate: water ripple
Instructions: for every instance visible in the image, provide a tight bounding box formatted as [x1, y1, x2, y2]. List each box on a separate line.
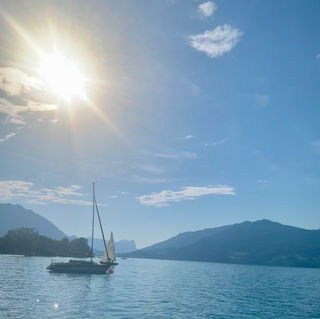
[1, 256, 320, 318]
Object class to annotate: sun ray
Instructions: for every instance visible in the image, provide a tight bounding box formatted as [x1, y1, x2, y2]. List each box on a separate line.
[40, 52, 86, 102]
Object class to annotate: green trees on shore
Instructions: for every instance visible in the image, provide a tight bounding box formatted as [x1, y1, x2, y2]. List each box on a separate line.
[0, 227, 91, 257]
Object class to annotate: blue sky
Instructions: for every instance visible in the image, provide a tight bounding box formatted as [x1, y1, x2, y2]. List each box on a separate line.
[1, 0, 320, 248]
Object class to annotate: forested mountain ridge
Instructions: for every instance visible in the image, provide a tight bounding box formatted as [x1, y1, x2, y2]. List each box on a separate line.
[123, 220, 320, 268]
[0, 203, 68, 239]
[0, 227, 90, 257]
[0, 203, 137, 253]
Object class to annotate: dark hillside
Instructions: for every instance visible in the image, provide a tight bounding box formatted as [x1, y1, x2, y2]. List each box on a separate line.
[124, 220, 320, 268]
[0, 203, 68, 239]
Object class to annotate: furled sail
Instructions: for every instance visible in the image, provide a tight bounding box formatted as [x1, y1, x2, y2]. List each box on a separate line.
[107, 232, 116, 262]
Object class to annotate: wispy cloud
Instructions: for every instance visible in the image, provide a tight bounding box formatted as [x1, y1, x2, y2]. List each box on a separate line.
[316, 54, 320, 59]
[249, 93, 270, 110]
[110, 195, 118, 198]
[185, 135, 194, 139]
[131, 164, 164, 174]
[198, 1, 217, 18]
[257, 180, 268, 183]
[0, 132, 16, 144]
[121, 192, 129, 195]
[38, 118, 61, 124]
[0, 67, 41, 96]
[26, 100, 57, 112]
[310, 139, 320, 154]
[188, 24, 243, 58]
[0, 181, 93, 206]
[0, 98, 26, 116]
[2, 115, 26, 125]
[134, 176, 176, 183]
[52, 185, 85, 197]
[310, 140, 320, 147]
[26, 200, 47, 205]
[137, 185, 235, 207]
[0, 98, 57, 115]
[0, 97, 58, 125]
[205, 138, 228, 146]
[149, 150, 197, 159]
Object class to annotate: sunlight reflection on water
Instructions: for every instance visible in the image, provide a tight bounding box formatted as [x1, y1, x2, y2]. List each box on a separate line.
[1, 255, 320, 318]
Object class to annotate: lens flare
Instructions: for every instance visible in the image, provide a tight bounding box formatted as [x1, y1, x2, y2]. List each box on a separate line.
[40, 52, 85, 102]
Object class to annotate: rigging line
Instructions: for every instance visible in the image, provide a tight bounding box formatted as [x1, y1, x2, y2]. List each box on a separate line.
[68, 184, 90, 238]
[95, 197, 109, 260]
[90, 182, 95, 262]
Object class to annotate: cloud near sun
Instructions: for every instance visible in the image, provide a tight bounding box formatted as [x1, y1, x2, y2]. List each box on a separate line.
[137, 185, 235, 207]
[0, 52, 86, 132]
[0, 67, 58, 131]
[0, 67, 41, 96]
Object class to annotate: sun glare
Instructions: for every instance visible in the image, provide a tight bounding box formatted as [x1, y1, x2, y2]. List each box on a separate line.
[40, 53, 86, 101]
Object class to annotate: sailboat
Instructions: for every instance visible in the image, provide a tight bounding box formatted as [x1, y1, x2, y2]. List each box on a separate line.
[47, 182, 118, 273]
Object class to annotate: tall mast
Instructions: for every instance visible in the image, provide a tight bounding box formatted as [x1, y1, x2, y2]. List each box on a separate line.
[95, 197, 109, 259]
[90, 182, 95, 262]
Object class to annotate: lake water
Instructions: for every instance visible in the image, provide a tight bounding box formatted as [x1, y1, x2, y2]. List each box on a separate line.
[1, 256, 320, 318]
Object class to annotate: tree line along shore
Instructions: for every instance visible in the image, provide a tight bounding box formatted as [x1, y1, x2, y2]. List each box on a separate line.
[0, 227, 91, 257]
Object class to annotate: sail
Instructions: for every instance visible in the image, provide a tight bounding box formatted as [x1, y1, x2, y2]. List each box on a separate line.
[101, 249, 109, 263]
[107, 232, 116, 261]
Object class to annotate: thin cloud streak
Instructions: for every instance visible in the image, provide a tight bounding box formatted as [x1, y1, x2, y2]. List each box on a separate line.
[0, 98, 57, 116]
[137, 185, 235, 207]
[310, 139, 320, 148]
[134, 176, 177, 184]
[149, 150, 197, 159]
[0, 132, 16, 144]
[131, 164, 164, 174]
[205, 138, 228, 146]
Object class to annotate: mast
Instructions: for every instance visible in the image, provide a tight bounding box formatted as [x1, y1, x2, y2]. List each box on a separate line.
[95, 197, 109, 260]
[90, 182, 95, 262]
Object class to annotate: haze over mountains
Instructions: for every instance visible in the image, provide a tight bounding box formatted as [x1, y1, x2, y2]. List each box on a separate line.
[123, 220, 320, 268]
[3, 203, 320, 268]
[0, 203, 136, 253]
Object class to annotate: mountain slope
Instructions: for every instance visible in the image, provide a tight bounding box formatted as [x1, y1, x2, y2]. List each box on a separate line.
[88, 238, 136, 253]
[124, 220, 320, 268]
[0, 203, 137, 252]
[0, 203, 68, 240]
[141, 224, 233, 252]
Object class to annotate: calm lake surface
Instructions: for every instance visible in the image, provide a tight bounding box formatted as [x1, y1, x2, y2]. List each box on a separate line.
[1, 255, 320, 318]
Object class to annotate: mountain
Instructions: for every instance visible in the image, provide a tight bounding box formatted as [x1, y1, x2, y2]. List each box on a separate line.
[122, 220, 320, 268]
[0, 203, 137, 252]
[88, 238, 136, 254]
[0, 203, 68, 240]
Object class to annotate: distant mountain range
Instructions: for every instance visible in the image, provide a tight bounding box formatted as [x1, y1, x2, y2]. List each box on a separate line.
[89, 238, 136, 254]
[122, 220, 320, 268]
[0, 203, 136, 253]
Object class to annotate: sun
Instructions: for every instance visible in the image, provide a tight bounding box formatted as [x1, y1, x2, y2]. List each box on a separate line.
[40, 52, 86, 101]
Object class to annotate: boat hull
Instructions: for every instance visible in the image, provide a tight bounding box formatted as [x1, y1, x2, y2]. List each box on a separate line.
[47, 260, 118, 274]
